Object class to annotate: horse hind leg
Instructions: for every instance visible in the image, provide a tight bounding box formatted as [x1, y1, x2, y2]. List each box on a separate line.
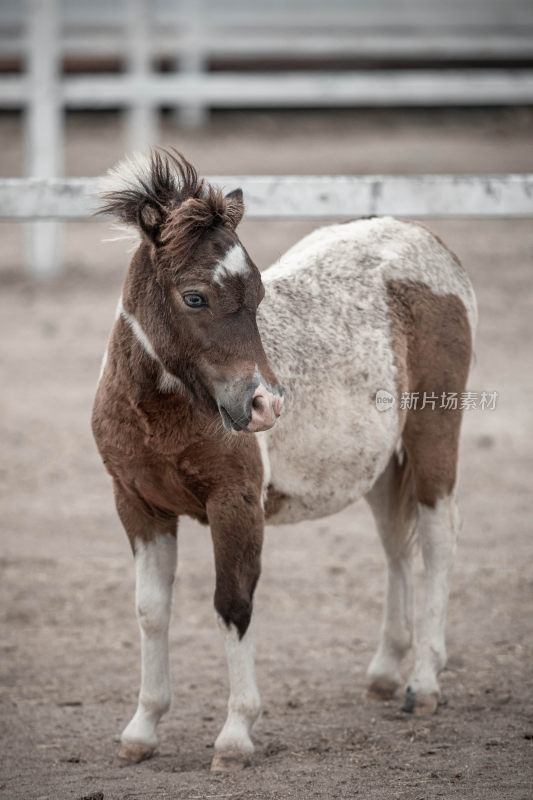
[401, 404, 463, 716]
[366, 415, 463, 715]
[385, 278, 472, 714]
[365, 451, 417, 701]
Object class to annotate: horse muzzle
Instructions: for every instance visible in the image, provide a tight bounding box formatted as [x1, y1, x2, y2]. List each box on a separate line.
[248, 383, 284, 432]
[217, 380, 284, 434]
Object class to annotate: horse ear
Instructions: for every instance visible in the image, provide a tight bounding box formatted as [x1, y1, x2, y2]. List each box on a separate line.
[225, 188, 244, 229]
[138, 201, 165, 245]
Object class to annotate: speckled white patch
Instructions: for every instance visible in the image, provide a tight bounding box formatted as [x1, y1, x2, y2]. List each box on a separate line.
[258, 217, 476, 524]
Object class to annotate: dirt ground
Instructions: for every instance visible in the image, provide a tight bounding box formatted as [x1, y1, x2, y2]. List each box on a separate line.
[0, 110, 532, 799]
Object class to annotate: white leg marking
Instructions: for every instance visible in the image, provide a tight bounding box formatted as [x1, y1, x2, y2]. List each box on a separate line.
[366, 469, 415, 694]
[407, 496, 458, 704]
[214, 617, 261, 756]
[367, 555, 414, 693]
[121, 534, 177, 754]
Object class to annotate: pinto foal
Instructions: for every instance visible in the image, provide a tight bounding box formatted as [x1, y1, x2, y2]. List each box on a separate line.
[93, 151, 476, 771]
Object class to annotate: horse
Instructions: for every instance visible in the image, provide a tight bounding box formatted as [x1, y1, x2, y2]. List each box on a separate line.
[92, 149, 477, 772]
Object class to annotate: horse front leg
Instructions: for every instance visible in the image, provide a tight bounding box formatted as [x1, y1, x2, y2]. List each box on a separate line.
[115, 486, 178, 762]
[207, 490, 263, 772]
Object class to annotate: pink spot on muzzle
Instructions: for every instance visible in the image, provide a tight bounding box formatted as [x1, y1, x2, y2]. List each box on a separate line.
[247, 384, 284, 432]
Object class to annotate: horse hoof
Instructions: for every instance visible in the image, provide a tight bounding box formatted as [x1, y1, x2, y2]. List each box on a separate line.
[402, 686, 439, 715]
[366, 678, 399, 701]
[118, 742, 155, 763]
[412, 693, 439, 715]
[210, 750, 250, 772]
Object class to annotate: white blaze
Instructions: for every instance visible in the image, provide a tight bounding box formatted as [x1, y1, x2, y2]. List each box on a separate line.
[213, 244, 249, 285]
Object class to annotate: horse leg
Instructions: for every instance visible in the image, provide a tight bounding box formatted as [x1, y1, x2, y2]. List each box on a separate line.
[403, 493, 459, 714]
[365, 452, 417, 700]
[114, 485, 178, 762]
[383, 278, 472, 713]
[207, 490, 263, 772]
[402, 401, 463, 715]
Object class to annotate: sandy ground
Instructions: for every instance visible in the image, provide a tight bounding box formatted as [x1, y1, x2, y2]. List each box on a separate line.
[0, 110, 532, 799]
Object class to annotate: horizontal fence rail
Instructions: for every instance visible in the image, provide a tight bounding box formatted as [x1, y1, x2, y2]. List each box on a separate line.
[3, 71, 533, 110]
[4, 0, 532, 274]
[1, 175, 533, 220]
[3, 33, 533, 60]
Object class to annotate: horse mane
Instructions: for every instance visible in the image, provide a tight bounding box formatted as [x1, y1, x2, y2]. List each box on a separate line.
[99, 149, 242, 269]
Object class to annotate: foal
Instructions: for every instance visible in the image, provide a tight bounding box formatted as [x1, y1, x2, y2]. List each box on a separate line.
[93, 150, 476, 771]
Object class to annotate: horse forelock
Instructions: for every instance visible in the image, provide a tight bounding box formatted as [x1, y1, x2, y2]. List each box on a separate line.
[159, 185, 235, 274]
[100, 149, 242, 272]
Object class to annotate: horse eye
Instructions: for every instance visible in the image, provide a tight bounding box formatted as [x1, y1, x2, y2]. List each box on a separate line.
[183, 292, 207, 308]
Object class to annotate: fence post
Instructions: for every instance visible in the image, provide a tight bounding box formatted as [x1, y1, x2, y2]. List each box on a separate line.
[26, 0, 62, 277]
[176, 0, 208, 128]
[126, 0, 157, 151]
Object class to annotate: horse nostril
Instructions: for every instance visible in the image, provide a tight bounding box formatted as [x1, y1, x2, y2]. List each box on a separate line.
[252, 396, 264, 413]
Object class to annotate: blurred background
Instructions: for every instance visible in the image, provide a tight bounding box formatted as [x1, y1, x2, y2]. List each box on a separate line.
[1, 0, 533, 275]
[1, 2, 532, 798]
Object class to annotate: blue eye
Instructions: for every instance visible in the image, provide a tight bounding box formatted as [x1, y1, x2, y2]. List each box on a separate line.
[183, 292, 207, 308]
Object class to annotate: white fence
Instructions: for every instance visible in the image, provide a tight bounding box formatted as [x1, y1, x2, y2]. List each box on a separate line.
[3, 171, 533, 276]
[3, 0, 533, 141]
[2, 0, 533, 273]
[2, 173, 533, 220]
